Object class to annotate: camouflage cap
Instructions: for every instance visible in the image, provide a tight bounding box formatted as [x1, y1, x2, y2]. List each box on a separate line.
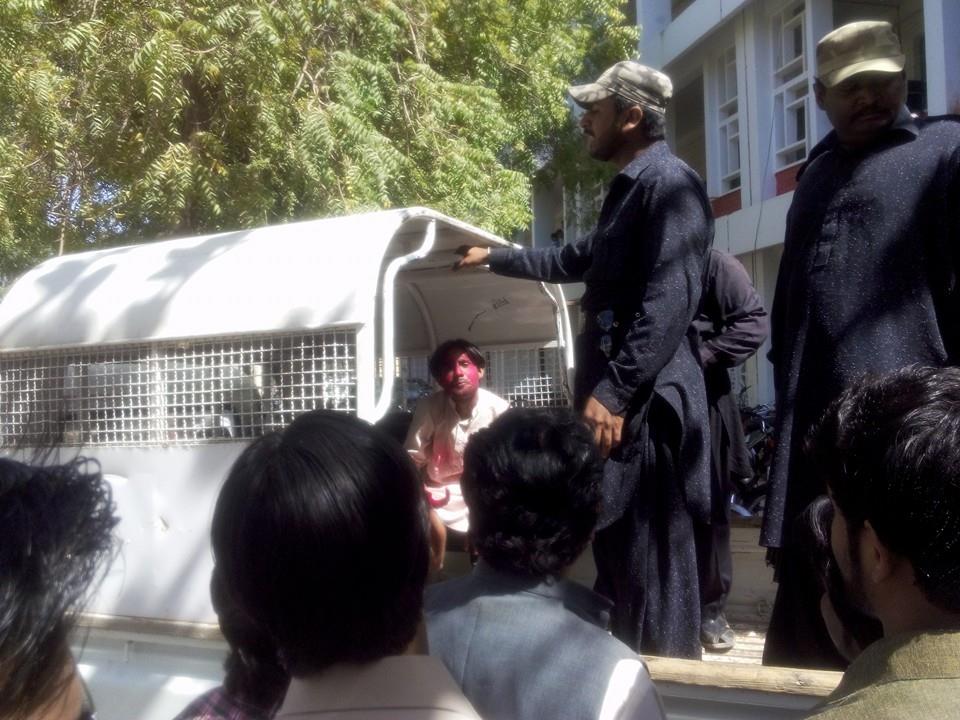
[569, 60, 673, 114]
[816, 20, 905, 88]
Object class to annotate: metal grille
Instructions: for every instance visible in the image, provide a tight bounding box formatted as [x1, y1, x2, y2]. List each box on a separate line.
[0, 330, 357, 447]
[483, 347, 568, 408]
[392, 346, 568, 411]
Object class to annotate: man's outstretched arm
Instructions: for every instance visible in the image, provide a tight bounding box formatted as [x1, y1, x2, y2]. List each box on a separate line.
[455, 233, 594, 283]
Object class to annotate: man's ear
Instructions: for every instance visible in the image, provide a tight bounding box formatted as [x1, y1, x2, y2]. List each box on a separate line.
[477, 366, 485, 381]
[863, 520, 896, 584]
[428, 509, 447, 573]
[620, 104, 644, 133]
[814, 79, 827, 110]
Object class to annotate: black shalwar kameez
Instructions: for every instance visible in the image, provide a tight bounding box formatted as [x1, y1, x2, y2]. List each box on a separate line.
[763, 113, 960, 668]
[488, 140, 712, 657]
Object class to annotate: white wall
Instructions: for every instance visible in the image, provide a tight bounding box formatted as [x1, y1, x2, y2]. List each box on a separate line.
[924, 0, 960, 114]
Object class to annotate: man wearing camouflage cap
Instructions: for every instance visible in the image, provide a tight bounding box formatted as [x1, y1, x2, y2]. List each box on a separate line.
[763, 20, 960, 670]
[456, 60, 713, 658]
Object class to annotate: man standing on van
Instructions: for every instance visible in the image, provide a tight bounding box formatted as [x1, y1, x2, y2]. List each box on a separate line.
[762, 21, 960, 668]
[456, 61, 713, 658]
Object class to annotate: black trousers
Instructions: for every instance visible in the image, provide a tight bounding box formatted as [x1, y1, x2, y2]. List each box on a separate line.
[762, 543, 847, 670]
[694, 518, 732, 624]
[593, 398, 701, 659]
[693, 401, 736, 625]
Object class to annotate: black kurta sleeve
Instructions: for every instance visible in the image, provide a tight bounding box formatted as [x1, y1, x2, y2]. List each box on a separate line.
[700, 252, 769, 369]
[487, 233, 593, 283]
[592, 173, 710, 415]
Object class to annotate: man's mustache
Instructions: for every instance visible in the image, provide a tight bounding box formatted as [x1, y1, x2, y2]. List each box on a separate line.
[852, 106, 888, 121]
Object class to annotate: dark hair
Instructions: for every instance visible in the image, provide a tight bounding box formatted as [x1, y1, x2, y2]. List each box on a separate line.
[806, 365, 960, 613]
[613, 94, 666, 140]
[210, 568, 289, 713]
[795, 497, 883, 651]
[0, 457, 117, 720]
[428, 339, 485, 381]
[211, 410, 431, 677]
[374, 410, 414, 445]
[462, 408, 602, 576]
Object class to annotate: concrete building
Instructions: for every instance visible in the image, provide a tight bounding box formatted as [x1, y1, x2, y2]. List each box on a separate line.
[532, 0, 960, 406]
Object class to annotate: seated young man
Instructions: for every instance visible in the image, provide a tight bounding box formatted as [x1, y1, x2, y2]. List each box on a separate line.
[426, 408, 666, 720]
[210, 409, 478, 720]
[0, 457, 117, 720]
[405, 338, 509, 533]
[804, 366, 960, 719]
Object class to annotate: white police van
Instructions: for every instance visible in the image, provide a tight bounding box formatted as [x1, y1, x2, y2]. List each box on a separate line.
[0, 207, 836, 719]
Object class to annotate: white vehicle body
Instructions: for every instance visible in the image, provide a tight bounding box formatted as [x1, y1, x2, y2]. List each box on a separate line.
[0, 207, 837, 718]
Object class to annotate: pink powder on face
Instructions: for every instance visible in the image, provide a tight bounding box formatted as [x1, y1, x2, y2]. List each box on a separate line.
[437, 351, 482, 400]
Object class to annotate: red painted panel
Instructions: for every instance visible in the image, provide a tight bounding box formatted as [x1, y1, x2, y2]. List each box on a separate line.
[775, 166, 800, 195]
[710, 189, 742, 218]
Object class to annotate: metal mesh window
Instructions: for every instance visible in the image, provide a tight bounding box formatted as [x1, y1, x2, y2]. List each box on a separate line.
[392, 345, 568, 411]
[0, 330, 357, 447]
[483, 347, 567, 408]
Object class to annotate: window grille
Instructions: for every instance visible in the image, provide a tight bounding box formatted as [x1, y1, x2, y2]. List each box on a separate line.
[0, 330, 357, 447]
[771, 1, 810, 169]
[391, 346, 569, 412]
[716, 45, 741, 192]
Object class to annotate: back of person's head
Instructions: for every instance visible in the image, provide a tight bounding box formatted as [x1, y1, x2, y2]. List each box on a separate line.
[462, 408, 602, 577]
[807, 365, 960, 614]
[210, 568, 289, 713]
[0, 457, 117, 720]
[428, 339, 485, 381]
[211, 410, 431, 677]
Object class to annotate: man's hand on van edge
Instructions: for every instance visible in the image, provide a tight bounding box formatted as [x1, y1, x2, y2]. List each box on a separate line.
[583, 395, 624, 458]
[454, 245, 490, 270]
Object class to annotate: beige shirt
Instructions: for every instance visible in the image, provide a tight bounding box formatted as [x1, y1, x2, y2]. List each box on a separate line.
[277, 655, 481, 720]
[806, 629, 960, 719]
[405, 387, 510, 531]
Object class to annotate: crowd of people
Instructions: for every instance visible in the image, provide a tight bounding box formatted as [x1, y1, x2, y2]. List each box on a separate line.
[1, 16, 959, 720]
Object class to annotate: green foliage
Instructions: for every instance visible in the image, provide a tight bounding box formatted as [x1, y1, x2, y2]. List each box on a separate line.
[0, 0, 636, 277]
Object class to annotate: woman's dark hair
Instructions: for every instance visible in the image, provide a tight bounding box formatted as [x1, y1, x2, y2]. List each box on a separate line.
[210, 569, 289, 713]
[806, 365, 960, 613]
[428, 339, 485, 381]
[211, 410, 431, 677]
[0, 457, 117, 720]
[462, 408, 602, 577]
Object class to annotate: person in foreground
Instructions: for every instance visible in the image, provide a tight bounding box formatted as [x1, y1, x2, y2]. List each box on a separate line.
[172, 569, 289, 720]
[803, 366, 960, 719]
[763, 19, 960, 668]
[210, 409, 477, 720]
[0, 456, 117, 720]
[426, 408, 666, 720]
[456, 59, 712, 658]
[405, 338, 509, 535]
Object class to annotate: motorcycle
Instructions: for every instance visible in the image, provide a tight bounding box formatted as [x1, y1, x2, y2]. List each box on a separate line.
[731, 404, 776, 517]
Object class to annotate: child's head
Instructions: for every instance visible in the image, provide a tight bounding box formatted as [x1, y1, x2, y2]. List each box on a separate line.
[428, 339, 486, 401]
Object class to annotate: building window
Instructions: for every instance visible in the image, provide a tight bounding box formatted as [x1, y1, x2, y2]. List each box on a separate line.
[716, 46, 740, 192]
[771, 1, 809, 168]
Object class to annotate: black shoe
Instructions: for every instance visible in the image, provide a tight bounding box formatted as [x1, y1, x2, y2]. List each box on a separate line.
[700, 614, 735, 653]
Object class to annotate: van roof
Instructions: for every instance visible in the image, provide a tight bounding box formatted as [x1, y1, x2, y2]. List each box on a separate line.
[0, 208, 514, 351]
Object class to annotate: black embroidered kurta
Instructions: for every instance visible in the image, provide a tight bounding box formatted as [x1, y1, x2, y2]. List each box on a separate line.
[763, 113, 960, 669]
[488, 140, 712, 657]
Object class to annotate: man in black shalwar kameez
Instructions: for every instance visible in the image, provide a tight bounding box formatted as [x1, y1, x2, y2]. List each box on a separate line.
[762, 21, 960, 669]
[457, 61, 713, 658]
[692, 249, 768, 652]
